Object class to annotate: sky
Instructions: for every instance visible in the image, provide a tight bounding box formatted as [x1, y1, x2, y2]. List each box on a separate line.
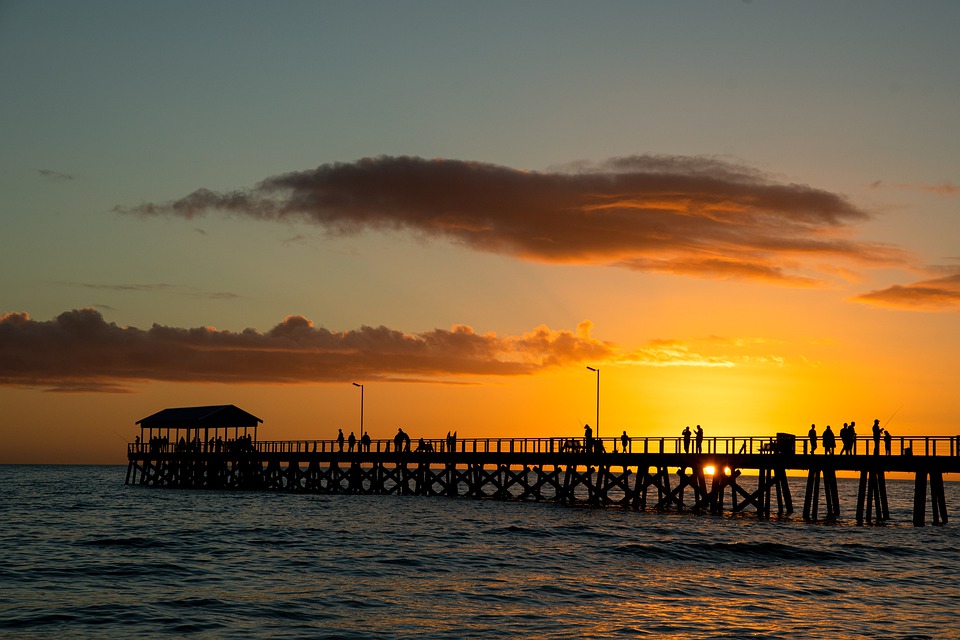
[1, 1, 958, 464]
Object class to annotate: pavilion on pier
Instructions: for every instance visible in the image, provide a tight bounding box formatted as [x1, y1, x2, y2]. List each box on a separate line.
[135, 404, 262, 452]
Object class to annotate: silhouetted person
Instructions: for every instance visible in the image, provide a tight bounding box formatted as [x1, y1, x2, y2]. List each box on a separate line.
[348, 431, 356, 452]
[682, 426, 691, 453]
[395, 427, 407, 453]
[808, 424, 818, 454]
[361, 432, 371, 452]
[621, 430, 629, 453]
[337, 428, 345, 452]
[849, 421, 858, 454]
[840, 422, 854, 454]
[695, 425, 704, 453]
[584, 424, 593, 453]
[883, 429, 892, 455]
[822, 425, 835, 454]
[872, 419, 882, 455]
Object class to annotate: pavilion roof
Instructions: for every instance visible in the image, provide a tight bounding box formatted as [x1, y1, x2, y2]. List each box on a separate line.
[136, 405, 262, 430]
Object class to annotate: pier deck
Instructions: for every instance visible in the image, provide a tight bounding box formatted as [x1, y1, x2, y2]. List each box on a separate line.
[127, 433, 960, 527]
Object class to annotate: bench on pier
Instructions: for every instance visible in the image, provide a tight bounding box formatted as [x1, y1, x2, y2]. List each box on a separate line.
[759, 433, 796, 454]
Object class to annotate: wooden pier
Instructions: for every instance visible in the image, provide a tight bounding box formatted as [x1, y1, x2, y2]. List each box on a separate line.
[126, 405, 960, 527]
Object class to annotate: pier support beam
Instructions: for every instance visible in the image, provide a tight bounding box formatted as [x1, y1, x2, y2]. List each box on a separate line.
[913, 471, 948, 526]
[856, 469, 889, 525]
[803, 467, 839, 521]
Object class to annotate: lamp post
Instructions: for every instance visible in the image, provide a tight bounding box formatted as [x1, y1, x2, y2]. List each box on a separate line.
[586, 366, 599, 439]
[352, 383, 364, 439]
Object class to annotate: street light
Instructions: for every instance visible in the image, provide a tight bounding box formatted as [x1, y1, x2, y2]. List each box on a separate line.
[586, 366, 599, 439]
[352, 383, 364, 438]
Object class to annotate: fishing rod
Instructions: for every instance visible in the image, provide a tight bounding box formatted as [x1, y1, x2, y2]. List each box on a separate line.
[112, 430, 130, 443]
[884, 405, 903, 429]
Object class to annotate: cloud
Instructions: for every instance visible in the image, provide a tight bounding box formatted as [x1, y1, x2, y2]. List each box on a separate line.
[621, 339, 736, 368]
[36, 168, 75, 181]
[0, 309, 617, 393]
[852, 271, 960, 312]
[61, 282, 239, 301]
[870, 180, 959, 196]
[618, 336, 787, 368]
[117, 155, 907, 285]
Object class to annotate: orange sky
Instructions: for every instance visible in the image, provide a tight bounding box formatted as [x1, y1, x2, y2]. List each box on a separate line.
[1, 3, 958, 464]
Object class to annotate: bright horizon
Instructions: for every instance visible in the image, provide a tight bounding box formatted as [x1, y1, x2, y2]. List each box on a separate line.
[2, 2, 958, 464]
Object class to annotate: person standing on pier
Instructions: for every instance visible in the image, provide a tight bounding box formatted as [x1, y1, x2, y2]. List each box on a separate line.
[584, 424, 593, 454]
[808, 424, 818, 454]
[361, 431, 371, 452]
[695, 425, 704, 453]
[824, 425, 836, 454]
[621, 430, 629, 453]
[348, 431, 356, 452]
[838, 423, 848, 454]
[884, 429, 892, 455]
[337, 428, 345, 452]
[682, 426, 691, 453]
[872, 419, 882, 455]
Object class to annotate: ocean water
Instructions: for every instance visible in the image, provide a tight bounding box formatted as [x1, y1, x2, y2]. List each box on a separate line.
[1, 465, 958, 639]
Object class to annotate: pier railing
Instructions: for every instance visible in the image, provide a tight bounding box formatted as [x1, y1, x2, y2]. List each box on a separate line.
[129, 434, 960, 457]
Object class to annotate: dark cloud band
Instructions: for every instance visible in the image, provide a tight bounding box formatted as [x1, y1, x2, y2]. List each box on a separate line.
[0, 309, 614, 393]
[117, 155, 906, 285]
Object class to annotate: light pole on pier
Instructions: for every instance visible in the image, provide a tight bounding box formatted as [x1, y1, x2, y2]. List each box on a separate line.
[586, 366, 599, 439]
[352, 383, 364, 438]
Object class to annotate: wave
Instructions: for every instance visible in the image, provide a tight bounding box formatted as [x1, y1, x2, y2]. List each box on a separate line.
[616, 540, 860, 565]
[76, 536, 168, 549]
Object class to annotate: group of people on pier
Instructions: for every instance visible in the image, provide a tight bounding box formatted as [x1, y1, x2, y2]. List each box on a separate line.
[137, 434, 255, 454]
[807, 419, 894, 455]
[335, 427, 462, 454]
[336, 428, 372, 452]
[561, 424, 608, 454]
[322, 417, 908, 458]
[559, 424, 635, 454]
[681, 425, 705, 453]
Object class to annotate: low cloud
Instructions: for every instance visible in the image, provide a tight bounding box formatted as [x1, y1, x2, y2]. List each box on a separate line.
[852, 270, 960, 312]
[0, 309, 616, 393]
[117, 155, 906, 285]
[1, 310, 800, 392]
[61, 282, 239, 301]
[870, 180, 959, 196]
[619, 336, 786, 368]
[36, 168, 75, 181]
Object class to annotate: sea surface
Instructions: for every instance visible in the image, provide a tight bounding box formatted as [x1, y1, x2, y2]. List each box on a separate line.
[1, 465, 958, 639]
